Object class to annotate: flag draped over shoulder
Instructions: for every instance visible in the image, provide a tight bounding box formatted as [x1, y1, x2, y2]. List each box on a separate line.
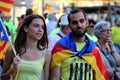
[0, 18, 10, 60]
[51, 32, 110, 80]
[0, 0, 14, 16]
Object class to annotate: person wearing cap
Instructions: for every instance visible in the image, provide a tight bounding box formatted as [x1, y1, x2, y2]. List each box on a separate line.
[48, 14, 71, 51]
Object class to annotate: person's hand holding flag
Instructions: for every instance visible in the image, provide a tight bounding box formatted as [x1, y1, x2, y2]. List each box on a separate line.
[0, 18, 18, 78]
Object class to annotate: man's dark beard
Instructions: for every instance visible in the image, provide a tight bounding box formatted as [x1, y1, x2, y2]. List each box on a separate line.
[72, 29, 86, 38]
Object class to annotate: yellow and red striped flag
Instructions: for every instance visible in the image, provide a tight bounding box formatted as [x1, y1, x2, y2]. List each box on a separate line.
[51, 33, 110, 80]
[0, 18, 16, 60]
[0, 18, 10, 60]
[0, 0, 14, 16]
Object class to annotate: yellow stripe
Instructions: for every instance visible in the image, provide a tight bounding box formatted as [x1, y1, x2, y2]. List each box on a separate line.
[0, 42, 10, 59]
[83, 53, 105, 80]
[0, 2, 12, 9]
[2, 42, 10, 52]
[3, 11, 10, 16]
[0, 41, 3, 46]
[0, 42, 10, 53]
[0, 41, 4, 46]
[0, 41, 8, 46]
[51, 50, 74, 68]
[0, 52, 5, 59]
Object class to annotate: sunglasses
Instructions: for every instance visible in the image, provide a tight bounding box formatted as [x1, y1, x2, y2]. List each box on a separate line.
[89, 23, 94, 28]
[90, 25, 94, 28]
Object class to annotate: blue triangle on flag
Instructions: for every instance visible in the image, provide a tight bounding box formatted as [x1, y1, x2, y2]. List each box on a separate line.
[0, 19, 9, 41]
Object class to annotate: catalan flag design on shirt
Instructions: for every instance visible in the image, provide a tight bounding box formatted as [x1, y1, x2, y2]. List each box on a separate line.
[0, 18, 10, 60]
[51, 32, 110, 80]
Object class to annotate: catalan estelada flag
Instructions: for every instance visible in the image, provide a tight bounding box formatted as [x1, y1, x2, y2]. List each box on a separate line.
[0, 0, 14, 16]
[51, 32, 110, 80]
[0, 18, 10, 60]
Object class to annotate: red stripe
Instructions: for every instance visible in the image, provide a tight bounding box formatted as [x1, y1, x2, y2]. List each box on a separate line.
[0, 6, 10, 12]
[0, 41, 8, 51]
[52, 43, 69, 54]
[0, 0, 14, 4]
[92, 48, 110, 80]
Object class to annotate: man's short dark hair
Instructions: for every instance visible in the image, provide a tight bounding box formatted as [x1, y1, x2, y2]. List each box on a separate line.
[68, 8, 87, 24]
[26, 8, 33, 16]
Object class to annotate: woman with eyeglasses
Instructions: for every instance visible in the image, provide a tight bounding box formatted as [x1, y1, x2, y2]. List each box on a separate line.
[93, 21, 120, 80]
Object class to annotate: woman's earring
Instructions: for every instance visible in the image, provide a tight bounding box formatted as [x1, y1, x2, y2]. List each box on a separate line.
[24, 29, 28, 32]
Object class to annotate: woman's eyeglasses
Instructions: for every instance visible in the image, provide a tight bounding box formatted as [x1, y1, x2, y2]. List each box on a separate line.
[100, 29, 112, 34]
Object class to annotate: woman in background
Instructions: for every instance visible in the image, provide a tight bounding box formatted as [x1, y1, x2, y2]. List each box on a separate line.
[94, 21, 120, 80]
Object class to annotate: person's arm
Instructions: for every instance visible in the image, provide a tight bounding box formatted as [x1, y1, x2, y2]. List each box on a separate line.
[50, 66, 60, 80]
[110, 46, 120, 67]
[107, 36, 120, 67]
[44, 50, 51, 80]
[1, 47, 14, 80]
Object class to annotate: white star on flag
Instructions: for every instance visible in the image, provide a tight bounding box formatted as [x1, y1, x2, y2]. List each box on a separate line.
[0, 31, 4, 39]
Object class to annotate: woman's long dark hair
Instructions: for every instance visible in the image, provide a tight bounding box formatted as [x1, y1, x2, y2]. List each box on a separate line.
[14, 14, 48, 55]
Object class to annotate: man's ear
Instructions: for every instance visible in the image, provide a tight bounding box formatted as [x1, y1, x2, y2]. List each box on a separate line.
[86, 19, 89, 27]
[68, 24, 71, 28]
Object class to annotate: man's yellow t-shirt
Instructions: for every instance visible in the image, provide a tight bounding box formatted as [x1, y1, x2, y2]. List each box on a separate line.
[60, 41, 93, 80]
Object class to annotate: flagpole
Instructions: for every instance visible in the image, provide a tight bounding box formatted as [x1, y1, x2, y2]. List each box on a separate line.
[0, 18, 16, 57]
[12, 4, 15, 44]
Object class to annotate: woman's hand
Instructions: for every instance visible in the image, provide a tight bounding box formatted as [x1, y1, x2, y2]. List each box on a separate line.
[106, 35, 114, 47]
[13, 54, 21, 70]
[106, 35, 115, 53]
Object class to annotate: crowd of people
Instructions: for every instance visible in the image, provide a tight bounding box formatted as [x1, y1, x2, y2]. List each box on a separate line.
[0, 7, 120, 80]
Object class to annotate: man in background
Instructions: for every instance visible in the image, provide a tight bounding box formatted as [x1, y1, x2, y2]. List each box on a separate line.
[50, 8, 109, 80]
[48, 14, 71, 51]
[111, 18, 120, 44]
